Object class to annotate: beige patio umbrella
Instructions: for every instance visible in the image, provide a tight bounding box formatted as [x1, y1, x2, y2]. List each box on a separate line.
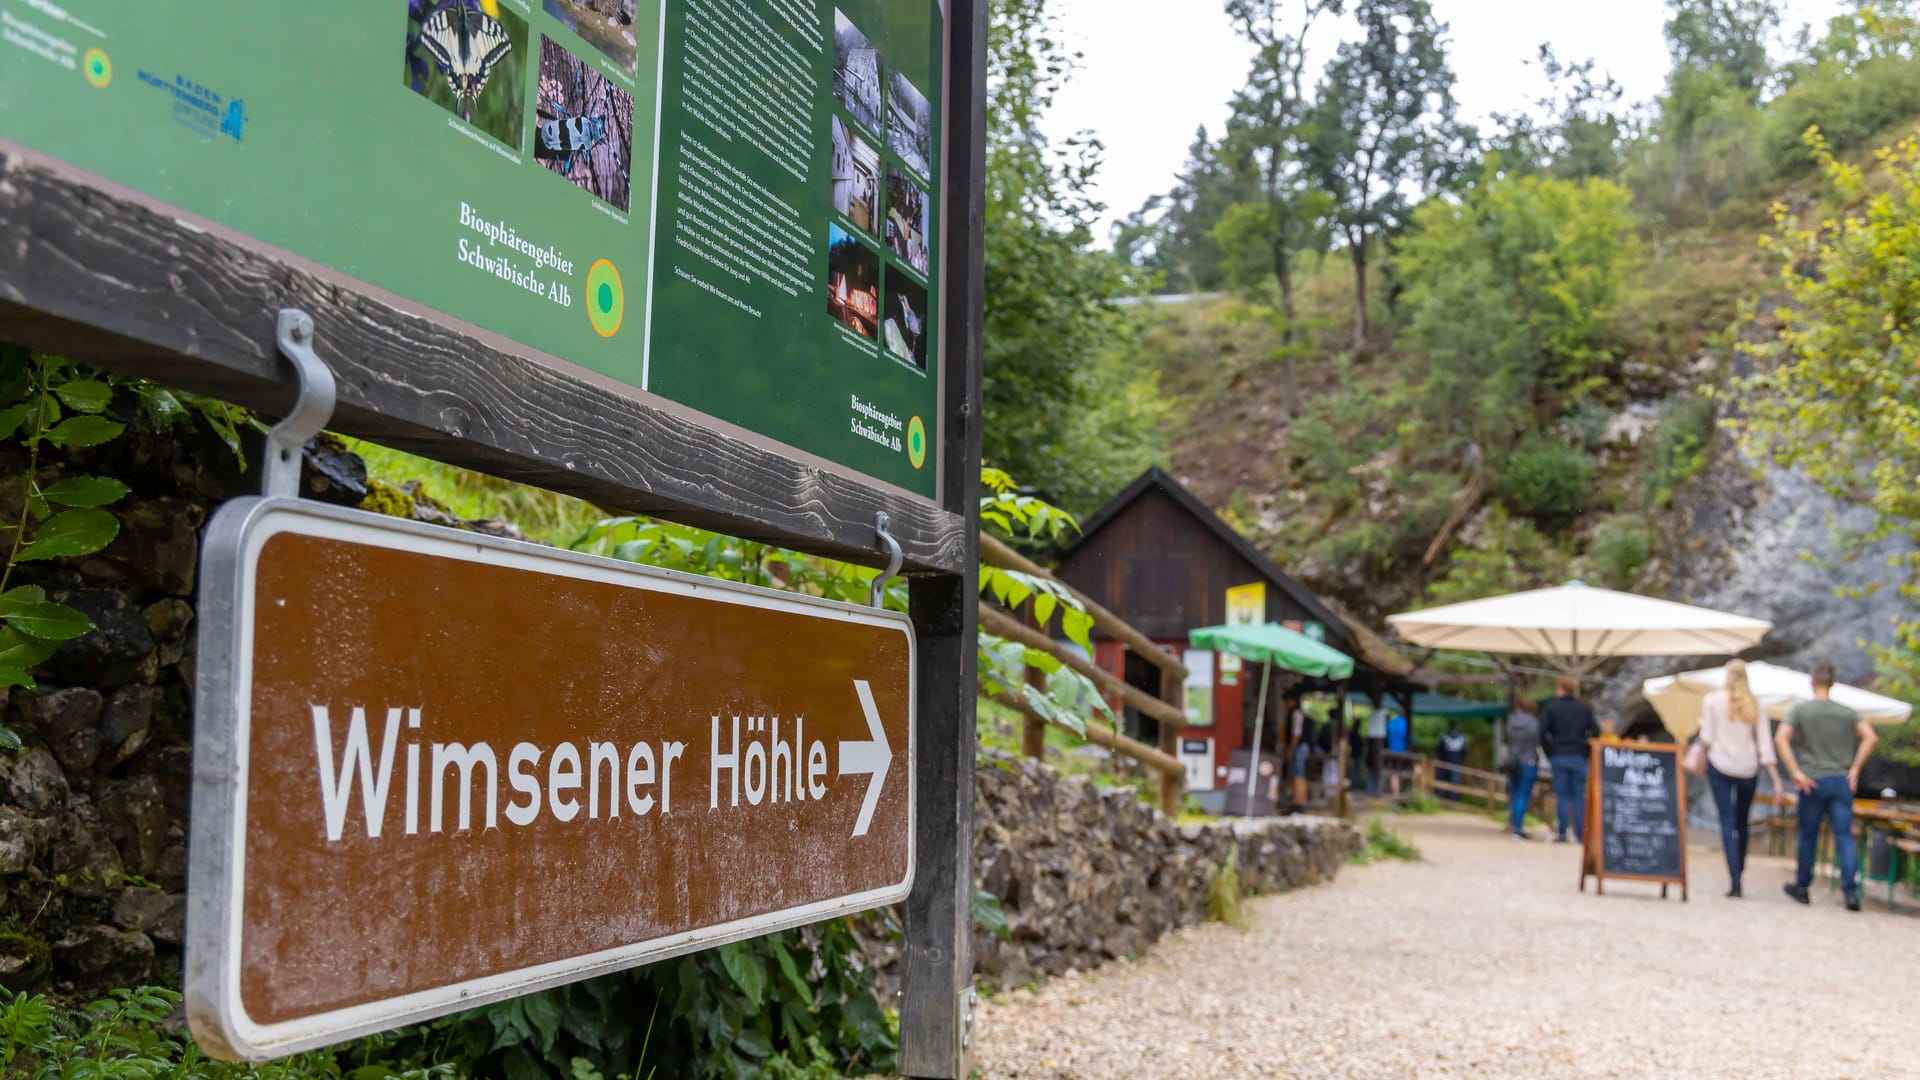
[1387, 581, 1773, 674]
[1642, 661, 1912, 741]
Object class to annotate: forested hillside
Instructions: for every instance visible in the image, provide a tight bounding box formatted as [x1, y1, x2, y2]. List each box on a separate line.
[981, 0, 1920, 761]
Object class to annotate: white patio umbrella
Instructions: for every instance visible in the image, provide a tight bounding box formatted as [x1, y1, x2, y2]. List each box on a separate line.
[1387, 581, 1772, 674]
[1642, 661, 1912, 741]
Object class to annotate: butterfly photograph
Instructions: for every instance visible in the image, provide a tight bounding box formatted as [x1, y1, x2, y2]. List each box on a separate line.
[404, 0, 529, 148]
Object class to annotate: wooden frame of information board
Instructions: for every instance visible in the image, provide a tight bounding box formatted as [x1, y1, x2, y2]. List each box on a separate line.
[0, 2, 987, 1076]
[1579, 738, 1689, 901]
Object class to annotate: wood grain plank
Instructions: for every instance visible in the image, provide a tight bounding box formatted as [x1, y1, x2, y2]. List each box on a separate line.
[0, 150, 968, 573]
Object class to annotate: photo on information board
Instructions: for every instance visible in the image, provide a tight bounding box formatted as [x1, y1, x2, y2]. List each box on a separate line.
[886, 164, 930, 275]
[831, 116, 881, 236]
[887, 69, 932, 178]
[535, 36, 636, 212]
[541, 0, 639, 73]
[883, 270, 928, 370]
[832, 9, 883, 135]
[403, 0, 528, 148]
[827, 222, 880, 340]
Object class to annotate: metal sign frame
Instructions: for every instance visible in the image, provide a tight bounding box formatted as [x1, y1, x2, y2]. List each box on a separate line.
[0, 0, 985, 1074]
[187, 496, 917, 1059]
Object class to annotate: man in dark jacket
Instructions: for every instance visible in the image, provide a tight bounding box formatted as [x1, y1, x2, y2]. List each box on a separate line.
[1540, 677, 1601, 843]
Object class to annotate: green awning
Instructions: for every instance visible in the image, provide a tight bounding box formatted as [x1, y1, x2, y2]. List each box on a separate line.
[1188, 622, 1355, 679]
[1346, 691, 1508, 720]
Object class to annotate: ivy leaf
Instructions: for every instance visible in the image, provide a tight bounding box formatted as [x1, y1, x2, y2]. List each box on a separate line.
[768, 939, 814, 1007]
[1061, 607, 1096, 649]
[973, 887, 1011, 940]
[0, 626, 59, 674]
[52, 379, 114, 414]
[717, 942, 765, 1008]
[3, 602, 93, 642]
[0, 404, 31, 441]
[520, 991, 562, 1055]
[0, 724, 21, 750]
[0, 585, 47, 615]
[1033, 590, 1058, 630]
[17, 508, 119, 561]
[40, 475, 131, 508]
[44, 415, 125, 449]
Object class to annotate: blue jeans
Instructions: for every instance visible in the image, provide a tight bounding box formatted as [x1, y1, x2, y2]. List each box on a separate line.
[1508, 763, 1538, 835]
[1796, 774, 1859, 893]
[1707, 763, 1757, 888]
[1549, 755, 1587, 840]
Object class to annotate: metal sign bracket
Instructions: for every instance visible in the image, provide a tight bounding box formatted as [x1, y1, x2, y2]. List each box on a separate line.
[870, 511, 903, 608]
[262, 309, 338, 500]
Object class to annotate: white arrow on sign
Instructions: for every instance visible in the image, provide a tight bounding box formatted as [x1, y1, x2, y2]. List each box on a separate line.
[838, 679, 893, 838]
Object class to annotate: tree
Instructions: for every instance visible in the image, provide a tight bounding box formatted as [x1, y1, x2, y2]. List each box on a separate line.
[1112, 126, 1252, 293]
[1398, 173, 1637, 448]
[1303, 0, 1468, 349]
[1738, 129, 1920, 762]
[1204, 0, 1343, 415]
[1485, 45, 1631, 181]
[1664, 0, 1778, 99]
[981, 0, 1166, 513]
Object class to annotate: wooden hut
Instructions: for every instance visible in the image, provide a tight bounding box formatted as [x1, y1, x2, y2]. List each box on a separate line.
[1054, 467, 1424, 809]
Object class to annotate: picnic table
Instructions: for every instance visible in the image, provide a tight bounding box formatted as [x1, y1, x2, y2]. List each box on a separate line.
[1757, 795, 1920, 907]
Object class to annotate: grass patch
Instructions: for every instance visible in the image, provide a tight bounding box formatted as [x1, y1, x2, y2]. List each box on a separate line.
[1207, 847, 1249, 928]
[346, 438, 606, 547]
[1399, 790, 1440, 815]
[1349, 816, 1422, 865]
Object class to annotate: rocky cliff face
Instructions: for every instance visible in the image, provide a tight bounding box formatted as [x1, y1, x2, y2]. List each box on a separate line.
[1606, 439, 1913, 713]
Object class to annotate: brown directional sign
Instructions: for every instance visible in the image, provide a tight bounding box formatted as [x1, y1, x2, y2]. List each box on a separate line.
[186, 499, 914, 1060]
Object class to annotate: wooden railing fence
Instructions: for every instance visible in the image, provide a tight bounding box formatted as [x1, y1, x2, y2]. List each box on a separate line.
[977, 533, 1189, 815]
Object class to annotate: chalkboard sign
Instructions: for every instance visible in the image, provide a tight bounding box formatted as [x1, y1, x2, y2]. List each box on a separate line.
[1580, 739, 1688, 900]
[1222, 749, 1284, 817]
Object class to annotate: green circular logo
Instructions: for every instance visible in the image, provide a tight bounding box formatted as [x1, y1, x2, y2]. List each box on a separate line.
[83, 49, 112, 88]
[907, 416, 927, 469]
[586, 259, 624, 338]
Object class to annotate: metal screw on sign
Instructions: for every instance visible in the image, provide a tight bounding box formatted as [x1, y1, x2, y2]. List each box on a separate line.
[263, 309, 338, 500]
[870, 511, 902, 608]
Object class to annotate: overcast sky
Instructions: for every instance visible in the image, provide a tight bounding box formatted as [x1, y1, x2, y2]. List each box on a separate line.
[1042, 0, 1852, 243]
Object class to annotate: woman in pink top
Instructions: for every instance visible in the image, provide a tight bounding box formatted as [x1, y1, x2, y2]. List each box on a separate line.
[1698, 660, 1783, 897]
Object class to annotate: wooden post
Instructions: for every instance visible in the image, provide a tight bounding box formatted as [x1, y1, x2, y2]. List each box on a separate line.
[1334, 688, 1351, 818]
[1021, 662, 1046, 761]
[899, 1, 985, 1073]
[1158, 661, 1185, 817]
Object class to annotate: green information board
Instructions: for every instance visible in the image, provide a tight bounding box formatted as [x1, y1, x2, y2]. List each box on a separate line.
[0, 0, 944, 497]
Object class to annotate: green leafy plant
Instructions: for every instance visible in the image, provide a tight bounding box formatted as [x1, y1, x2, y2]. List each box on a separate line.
[1643, 393, 1716, 508]
[1399, 790, 1440, 815]
[0, 985, 456, 1078]
[1495, 439, 1595, 523]
[0, 351, 130, 700]
[1206, 846, 1249, 929]
[1349, 816, 1423, 864]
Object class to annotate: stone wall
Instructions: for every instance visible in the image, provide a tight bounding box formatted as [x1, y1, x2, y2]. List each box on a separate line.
[0, 421, 250, 994]
[960, 751, 1358, 990]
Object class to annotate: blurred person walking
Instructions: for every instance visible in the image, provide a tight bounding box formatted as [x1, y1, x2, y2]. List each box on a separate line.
[1504, 696, 1543, 840]
[1541, 677, 1601, 844]
[1696, 660, 1782, 897]
[1777, 662, 1879, 911]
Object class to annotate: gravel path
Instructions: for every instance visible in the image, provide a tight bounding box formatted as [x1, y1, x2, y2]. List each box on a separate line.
[974, 812, 1919, 1079]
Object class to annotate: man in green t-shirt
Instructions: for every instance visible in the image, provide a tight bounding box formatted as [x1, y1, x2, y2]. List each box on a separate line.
[1775, 662, 1880, 910]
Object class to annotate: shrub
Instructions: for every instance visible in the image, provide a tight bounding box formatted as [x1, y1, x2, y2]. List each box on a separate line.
[1496, 440, 1595, 522]
[1644, 394, 1717, 508]
[1349, 816, 1423, 864]
[1587, 515, 1655, 588]
[1207, 847, 1249, 928]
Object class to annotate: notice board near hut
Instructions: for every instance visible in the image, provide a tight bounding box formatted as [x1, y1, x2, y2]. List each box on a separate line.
[1580, 739, 1688, 900]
